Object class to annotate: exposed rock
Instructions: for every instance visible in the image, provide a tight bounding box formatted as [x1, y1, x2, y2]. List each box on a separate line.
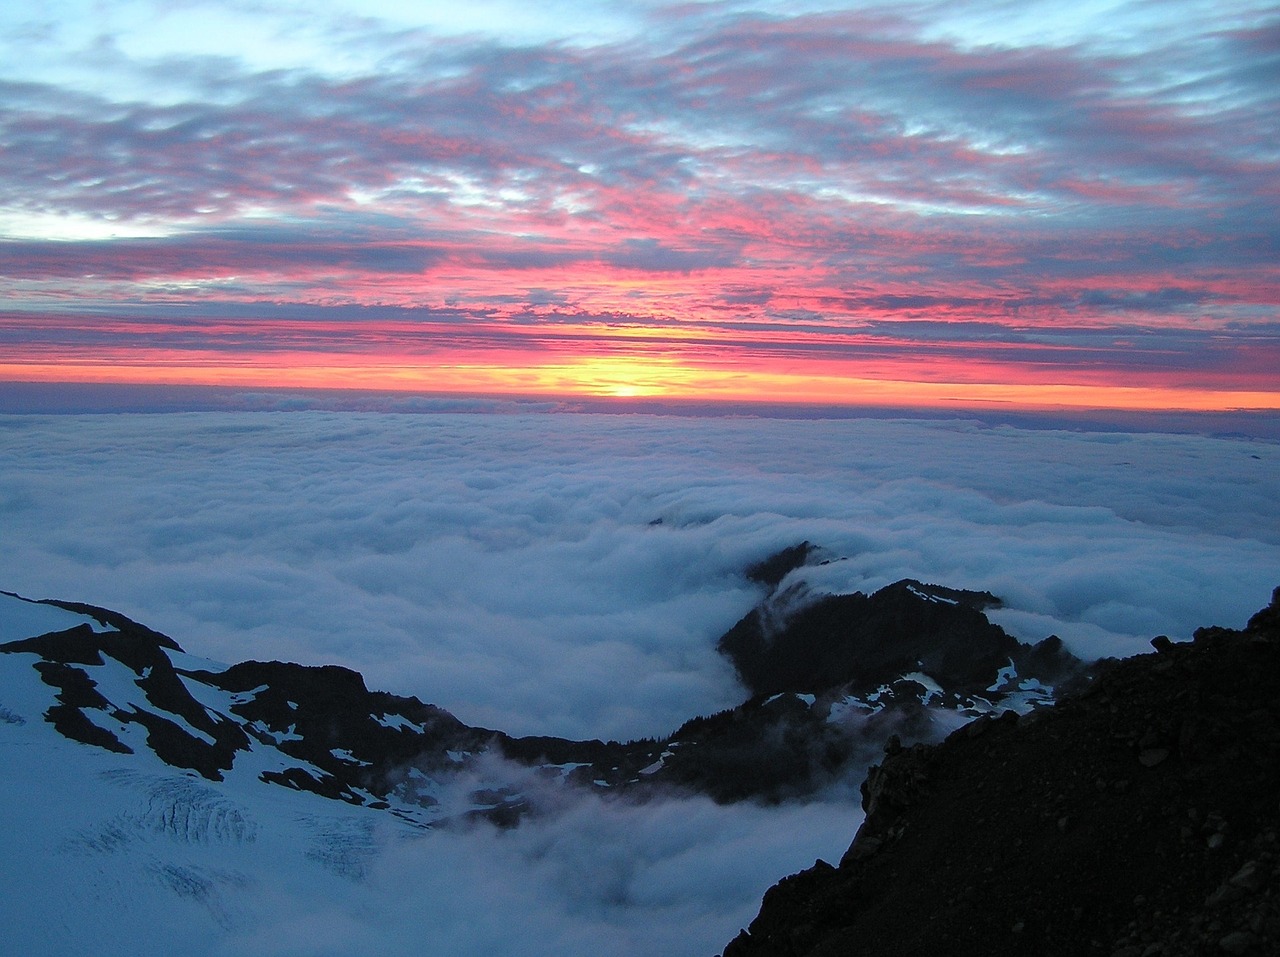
[721, 586, 1280, 957]
[717, 576, 1078, 698]
[745, 542, 819, 589]
[2, 556, 1090, 813]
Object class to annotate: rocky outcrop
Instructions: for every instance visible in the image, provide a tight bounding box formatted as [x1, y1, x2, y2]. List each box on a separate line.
[192, 658, 485, 801]
[0, 550, 1096, 817]
[721, 587, 1280, 957]
[5, 618, 251, 776]
[719, 574, 1078, 699]
[744, 542, 819, 589]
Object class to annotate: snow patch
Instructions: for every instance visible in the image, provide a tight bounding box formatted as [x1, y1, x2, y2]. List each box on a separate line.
[376, 712, 426, 733]
[764, 692, 815, 707]
[899, 671, 944, 706]
[988, 659, 1019, 692]
[906, 584, 957, 605]
[827, 695, 876, 724]
[248, 720, 303, 743]
[331, 748, 371, 766]
[0, 592, 116, 642]
[80, 658, 220, 746]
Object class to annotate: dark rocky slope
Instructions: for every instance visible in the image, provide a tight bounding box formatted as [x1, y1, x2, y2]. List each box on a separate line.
[721, 587, 1280, 957]
[719, 574, 1079, 699]
[2, 553, 1090, 814]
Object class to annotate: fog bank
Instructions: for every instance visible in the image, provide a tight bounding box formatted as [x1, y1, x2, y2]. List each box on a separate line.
[1, 411, 1275, 740]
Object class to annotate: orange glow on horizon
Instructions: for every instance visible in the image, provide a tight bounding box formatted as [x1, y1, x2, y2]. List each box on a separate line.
[3, 349, 1277, 414]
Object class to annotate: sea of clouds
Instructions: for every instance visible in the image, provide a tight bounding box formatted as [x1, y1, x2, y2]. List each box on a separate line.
[1, 409, 1276, 956]
[208, 792, 860, 957]
[1, 410, 1276, 740]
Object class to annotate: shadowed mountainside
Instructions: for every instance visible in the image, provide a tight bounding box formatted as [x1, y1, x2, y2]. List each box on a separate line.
[0, 547, 1090, 817]
[721, 587, 1280, 957]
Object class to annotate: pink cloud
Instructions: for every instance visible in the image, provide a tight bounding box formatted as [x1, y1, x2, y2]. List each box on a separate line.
[1, 5, 1277, 409]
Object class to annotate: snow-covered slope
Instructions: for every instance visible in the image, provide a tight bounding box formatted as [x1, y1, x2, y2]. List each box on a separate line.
[0, 591, 531, 826]
[0, 591, 867, 957]
[2, 567, 1085, 814]
[0, 566, 1094, 956]
[0, 593, 415, 954]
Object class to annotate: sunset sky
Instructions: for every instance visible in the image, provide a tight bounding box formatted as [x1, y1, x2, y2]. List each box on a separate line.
[2, 0, 1277, 412]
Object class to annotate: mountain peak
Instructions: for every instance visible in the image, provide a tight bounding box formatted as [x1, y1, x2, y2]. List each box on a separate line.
[721, 589, 1280, 957]
[717, 576, 1074, 699]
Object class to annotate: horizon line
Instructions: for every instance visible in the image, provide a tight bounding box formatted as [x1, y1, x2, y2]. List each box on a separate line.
[2, 380, 1278, 440]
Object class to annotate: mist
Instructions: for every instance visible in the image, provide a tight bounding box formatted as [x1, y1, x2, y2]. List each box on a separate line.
[213, 790, 860, 957]
[1, 410, 1275, 741]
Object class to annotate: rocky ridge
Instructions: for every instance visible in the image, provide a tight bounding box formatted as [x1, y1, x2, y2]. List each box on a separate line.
[0, 545, 1088, 821]
[721, 587, 1280, 957]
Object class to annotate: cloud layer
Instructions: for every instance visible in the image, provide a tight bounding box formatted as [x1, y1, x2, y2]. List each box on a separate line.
[1, 410, 1275, 740]
[2, 407, 1276, 957]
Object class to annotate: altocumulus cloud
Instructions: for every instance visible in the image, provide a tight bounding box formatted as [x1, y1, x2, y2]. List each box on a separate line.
[0, 411, 1276, 740]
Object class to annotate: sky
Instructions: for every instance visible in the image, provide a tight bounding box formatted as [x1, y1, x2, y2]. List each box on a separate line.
[2, 0, 1278, 413]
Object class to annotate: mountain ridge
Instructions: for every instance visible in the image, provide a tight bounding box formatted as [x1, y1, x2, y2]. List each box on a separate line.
[720, 586, 1280, 957]
[4, 563, 1276, 955]
[0, 551, 1089, 819]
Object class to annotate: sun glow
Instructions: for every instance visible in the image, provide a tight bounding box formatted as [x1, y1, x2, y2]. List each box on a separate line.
[1, 0, 1276, 420]
[534, 356, 698, 398]
[2, 342, 1277, 414]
